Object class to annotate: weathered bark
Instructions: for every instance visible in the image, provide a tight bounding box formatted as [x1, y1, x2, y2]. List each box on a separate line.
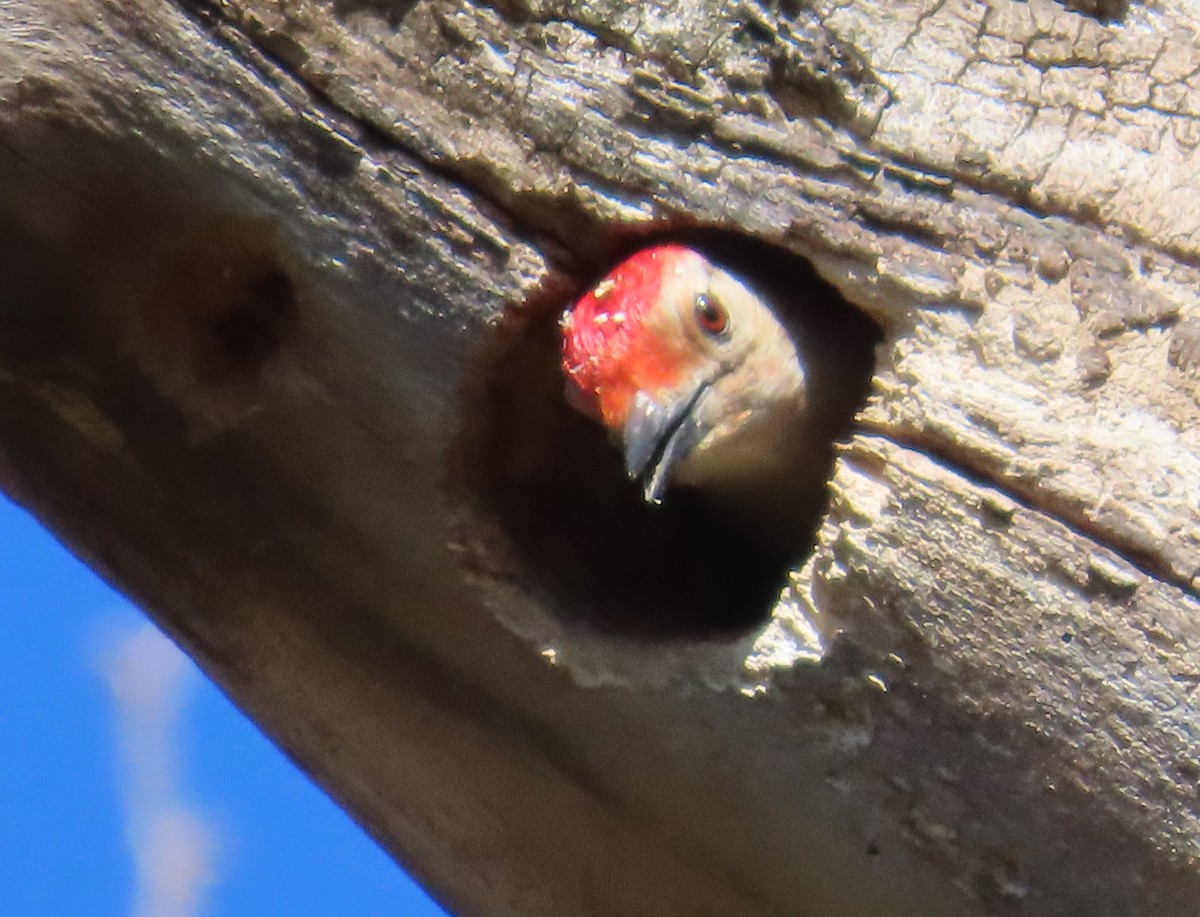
[1, 1, 1197, 915]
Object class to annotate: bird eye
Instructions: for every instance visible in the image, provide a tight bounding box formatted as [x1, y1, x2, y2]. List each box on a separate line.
[694, 294, 729, 337]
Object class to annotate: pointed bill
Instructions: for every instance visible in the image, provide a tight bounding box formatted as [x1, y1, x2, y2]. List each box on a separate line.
[622, 380, 713, 504]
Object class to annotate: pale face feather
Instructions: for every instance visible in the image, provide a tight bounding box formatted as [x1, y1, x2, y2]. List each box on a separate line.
[639, 260, 807, 487]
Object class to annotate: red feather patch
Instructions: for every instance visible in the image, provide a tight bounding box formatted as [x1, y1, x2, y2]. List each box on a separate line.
[561, 245, 697, 428]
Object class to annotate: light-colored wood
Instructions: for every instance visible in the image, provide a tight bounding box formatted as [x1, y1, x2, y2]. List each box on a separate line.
[1, 1, 1196, 914]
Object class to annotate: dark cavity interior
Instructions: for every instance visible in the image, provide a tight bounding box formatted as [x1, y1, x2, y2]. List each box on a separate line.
[452, 232, 881, 640]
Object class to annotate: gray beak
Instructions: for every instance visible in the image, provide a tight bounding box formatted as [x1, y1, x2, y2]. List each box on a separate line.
[622, 379, 713, 505]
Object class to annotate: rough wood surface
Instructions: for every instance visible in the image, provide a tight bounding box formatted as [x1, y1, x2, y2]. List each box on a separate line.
[1, 1, 1197, 915]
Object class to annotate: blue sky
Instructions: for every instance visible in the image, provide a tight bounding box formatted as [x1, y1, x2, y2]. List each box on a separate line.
[0, 492, 448, 917]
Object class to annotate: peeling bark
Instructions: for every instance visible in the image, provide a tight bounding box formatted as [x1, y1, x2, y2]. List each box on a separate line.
[1, 2, 1197, 916]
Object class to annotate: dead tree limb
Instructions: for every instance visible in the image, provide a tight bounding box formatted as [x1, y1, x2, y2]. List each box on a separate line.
[1, 1, 1198, 915]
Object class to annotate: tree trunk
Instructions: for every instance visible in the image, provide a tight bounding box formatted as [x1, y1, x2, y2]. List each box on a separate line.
[1, 1, 1197, 914]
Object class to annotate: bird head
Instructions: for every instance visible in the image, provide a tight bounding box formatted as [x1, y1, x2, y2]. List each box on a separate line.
[560, 245, 806, 504]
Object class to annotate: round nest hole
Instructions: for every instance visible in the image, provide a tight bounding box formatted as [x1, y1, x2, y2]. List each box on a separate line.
[451, 233, 880, 640]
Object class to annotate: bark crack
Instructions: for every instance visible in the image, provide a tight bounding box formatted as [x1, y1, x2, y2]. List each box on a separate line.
[859, 420, 1200, 602]
[173, 0, 549, 263]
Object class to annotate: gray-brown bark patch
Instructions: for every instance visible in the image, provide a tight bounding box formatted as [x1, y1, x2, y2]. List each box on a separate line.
[1168, 319, 1200, 374]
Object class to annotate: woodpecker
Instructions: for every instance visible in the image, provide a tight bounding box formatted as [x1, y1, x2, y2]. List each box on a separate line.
[560, 245, 810, 512]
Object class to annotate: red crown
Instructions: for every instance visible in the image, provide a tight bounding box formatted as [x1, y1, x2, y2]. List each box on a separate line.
[560, 245, 693, 426]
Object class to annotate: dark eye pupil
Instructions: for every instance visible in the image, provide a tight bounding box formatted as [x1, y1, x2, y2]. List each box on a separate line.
[695, 295, 728, 335]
